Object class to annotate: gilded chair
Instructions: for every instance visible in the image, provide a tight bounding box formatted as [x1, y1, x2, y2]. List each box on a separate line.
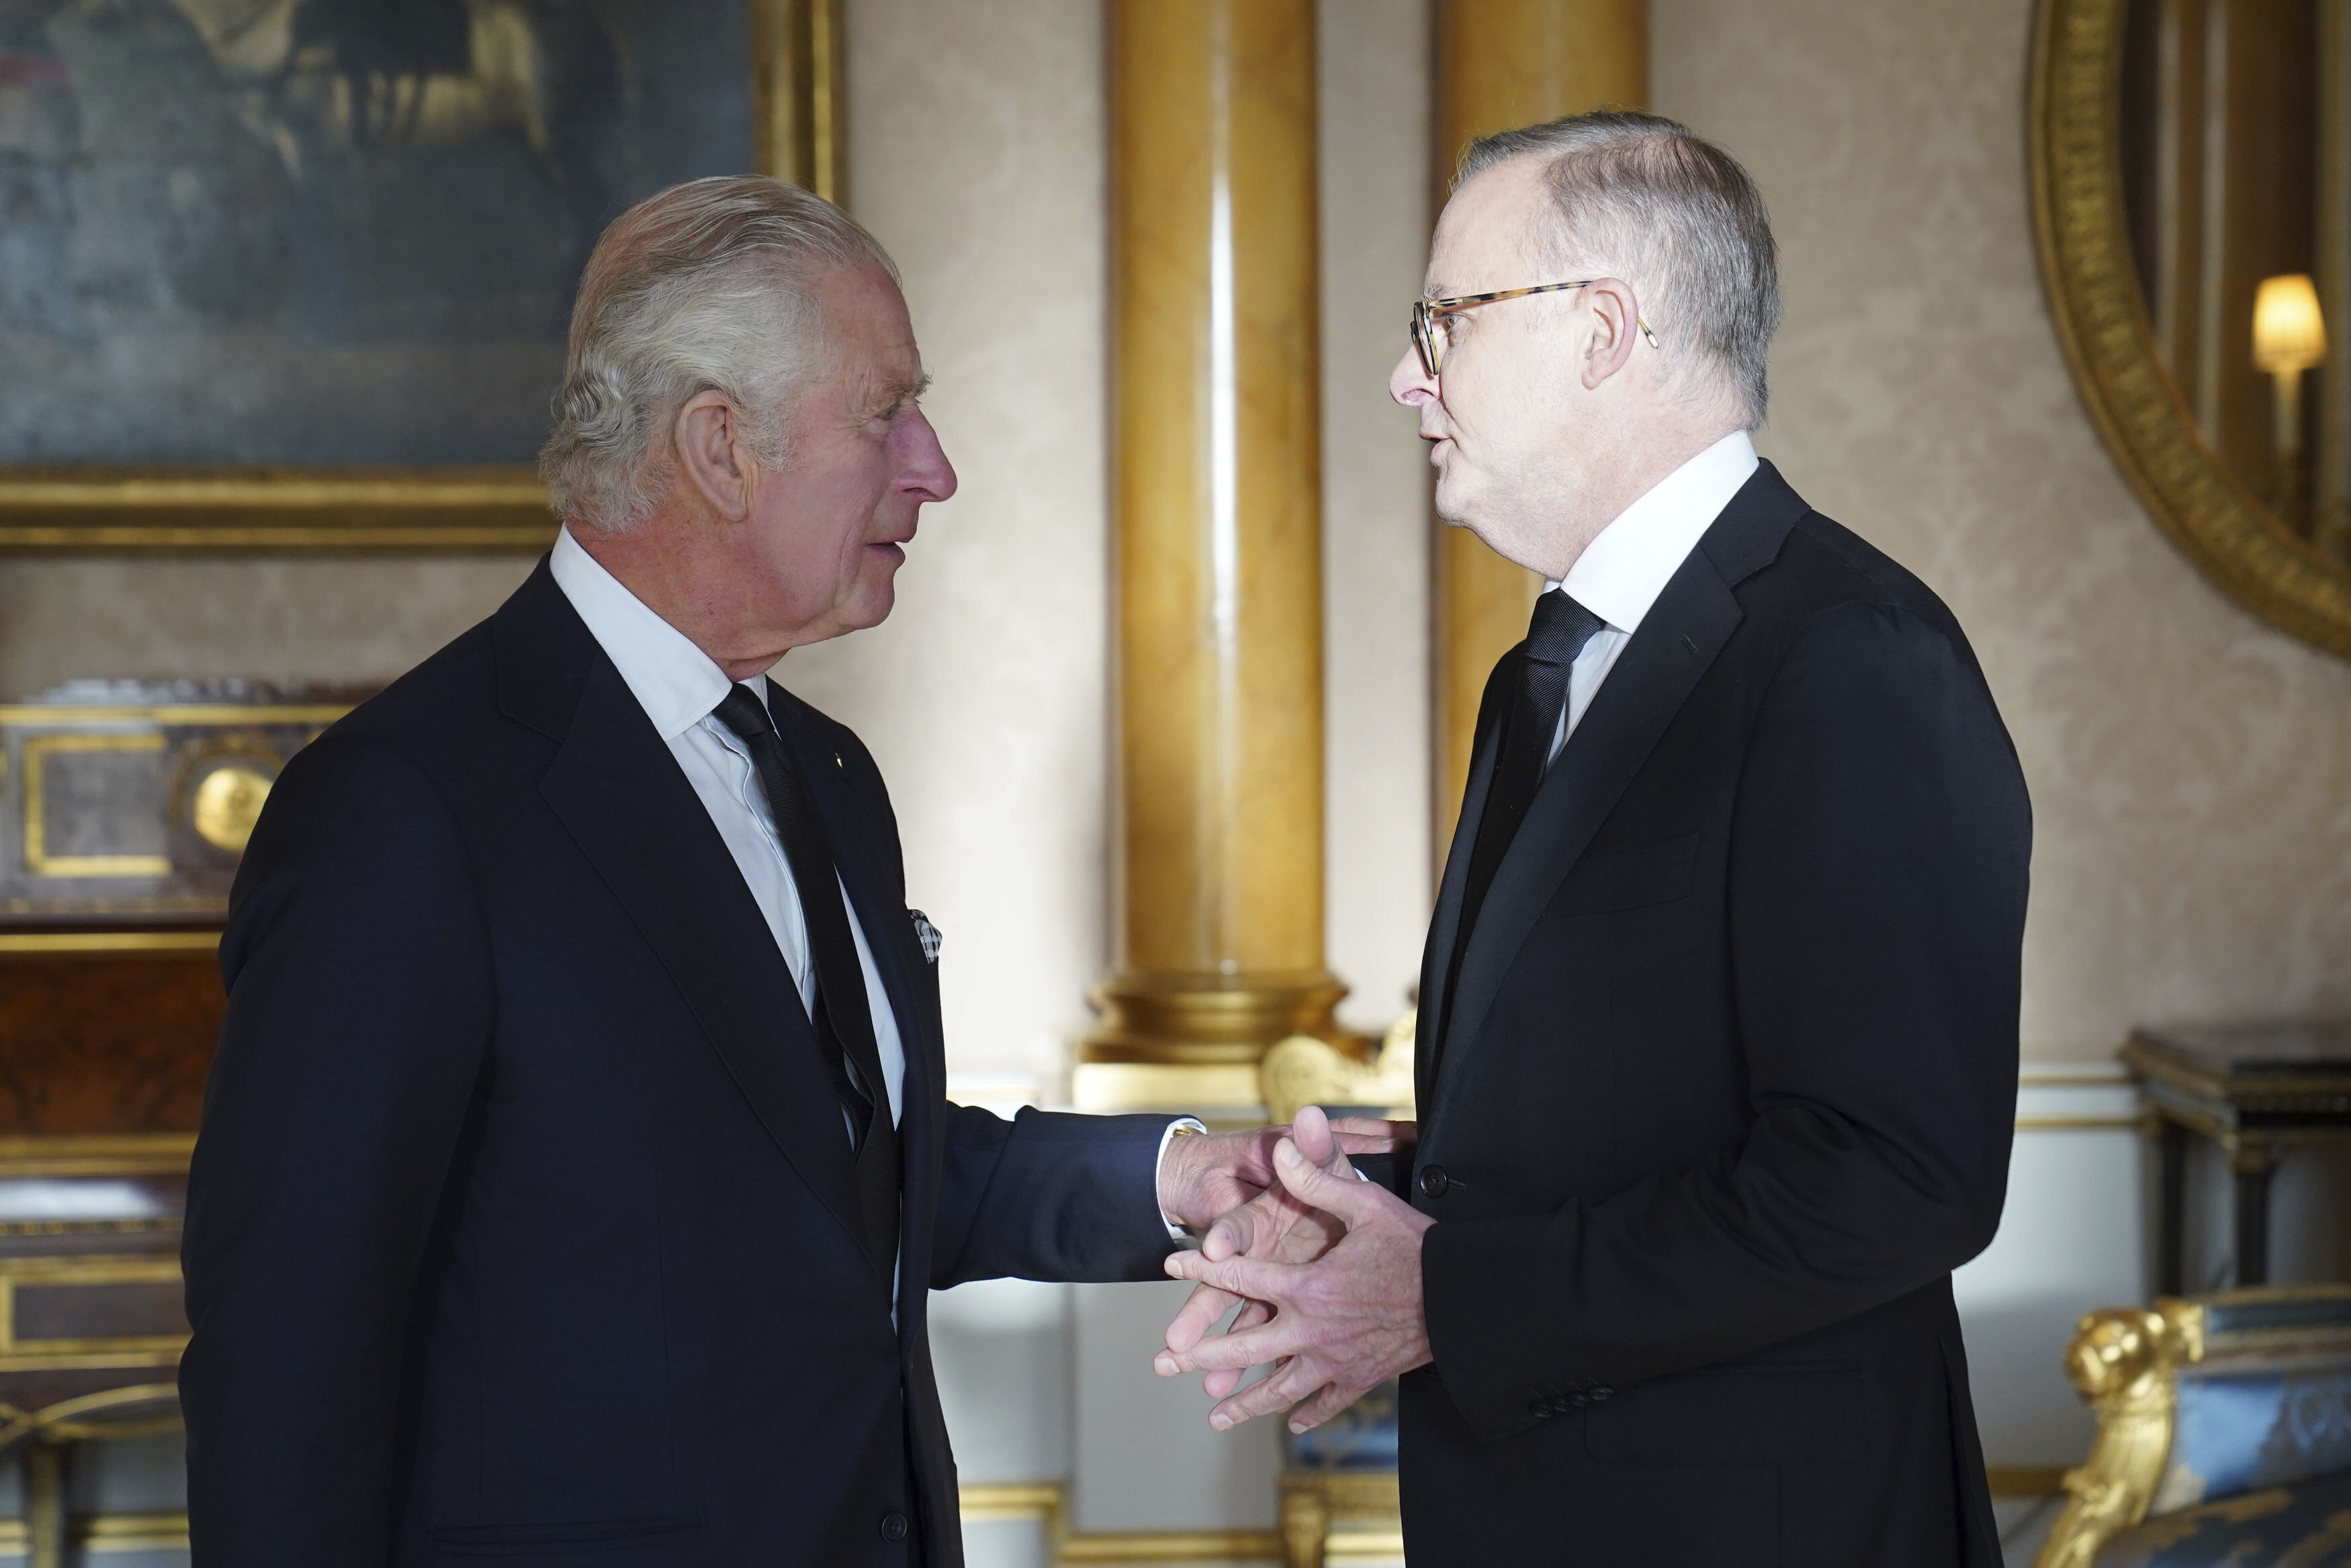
[2037, 1284, 2351, 1567]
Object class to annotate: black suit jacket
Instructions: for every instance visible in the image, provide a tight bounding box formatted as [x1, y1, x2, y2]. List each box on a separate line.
[1392, 464, 2028, 1568]
[181, 563, 1176, 1568]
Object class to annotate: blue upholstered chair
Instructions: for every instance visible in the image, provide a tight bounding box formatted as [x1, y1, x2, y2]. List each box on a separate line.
[2036, 1285, 2351, 1567]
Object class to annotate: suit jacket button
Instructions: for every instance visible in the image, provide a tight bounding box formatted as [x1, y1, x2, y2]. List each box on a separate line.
[1417, 1164, 1450, 1199]
[1528, 1397, 1549, 1418]
[1589, 1385, 1614, 1402]
[880, 1512, 910, 1544]
[1566, 1391, 1590, 1409]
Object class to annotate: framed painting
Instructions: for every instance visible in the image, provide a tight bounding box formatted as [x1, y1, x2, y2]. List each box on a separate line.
[0, 0, 841, 551]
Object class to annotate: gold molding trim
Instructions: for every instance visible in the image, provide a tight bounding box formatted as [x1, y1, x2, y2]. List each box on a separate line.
[0, 1257, 187, 1367]
[958, 1483, 1288, 1565]
[0, 1511, 191, 1557]
[0, 932, 216, 958]
[2014, 1115, 2139, 1132]
[0, 0, 846, 556]
[20, 736, 170, 880]
[0, 467, 557, 555]
[0, 706, 352, 727]
[2030, 0, 2351, 659]
[0, 1385, 182, 1451]
[0, 1134, 197, 1178]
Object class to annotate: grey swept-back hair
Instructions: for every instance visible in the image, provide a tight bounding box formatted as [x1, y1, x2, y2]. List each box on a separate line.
[1458, 111, 1779, 427]
[539, 175, 899, 533]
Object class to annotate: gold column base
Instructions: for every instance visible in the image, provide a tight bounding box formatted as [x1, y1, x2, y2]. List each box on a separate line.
[1081, 970, 1356, 1064]
[1075, 972, 1365, 1115]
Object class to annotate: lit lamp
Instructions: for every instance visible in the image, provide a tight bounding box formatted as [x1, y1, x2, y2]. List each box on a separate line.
[2254, 273, 2326, 530]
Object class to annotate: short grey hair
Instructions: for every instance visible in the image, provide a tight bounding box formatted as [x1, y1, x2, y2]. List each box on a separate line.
[539, 175, 899, 532]
[1459, 111, 1780, 426]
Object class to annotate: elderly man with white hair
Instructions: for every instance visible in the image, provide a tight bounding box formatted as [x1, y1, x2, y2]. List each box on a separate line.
[179, 177, 1306, 1568]
[1158, 111, 2030, 1568]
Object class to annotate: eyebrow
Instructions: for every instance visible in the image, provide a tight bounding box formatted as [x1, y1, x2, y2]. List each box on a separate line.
[862, 371, 932, 418]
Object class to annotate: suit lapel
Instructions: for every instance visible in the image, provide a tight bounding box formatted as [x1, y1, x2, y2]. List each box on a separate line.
[1425, 463, 1811, 1122]
[1415, 665, 1509, 1105]
[500, 571, 871, 1269]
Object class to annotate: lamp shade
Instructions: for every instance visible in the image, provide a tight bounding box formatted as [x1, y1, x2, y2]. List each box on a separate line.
[2254, 273, 2327, 375]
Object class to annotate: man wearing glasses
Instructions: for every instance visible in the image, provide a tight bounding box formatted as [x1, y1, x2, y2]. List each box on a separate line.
[1159, 111, 2027, 1568]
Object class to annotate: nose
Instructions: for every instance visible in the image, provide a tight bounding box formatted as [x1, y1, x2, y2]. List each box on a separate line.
[895, 406, 957, 504]
[1390, 342, 1437, 408]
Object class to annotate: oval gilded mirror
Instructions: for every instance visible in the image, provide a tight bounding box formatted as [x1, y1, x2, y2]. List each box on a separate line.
[2033, 0, 2351, 655]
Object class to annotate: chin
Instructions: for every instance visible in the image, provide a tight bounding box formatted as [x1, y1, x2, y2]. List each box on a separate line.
[842, 576, 899, 632]
[1433, 471, 1482, 532]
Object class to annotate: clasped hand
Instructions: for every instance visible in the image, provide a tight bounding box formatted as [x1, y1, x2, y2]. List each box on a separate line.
[1153, 1107, 1433, 1435]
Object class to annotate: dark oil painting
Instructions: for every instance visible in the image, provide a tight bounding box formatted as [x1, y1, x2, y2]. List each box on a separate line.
[0, 0, 752, 467]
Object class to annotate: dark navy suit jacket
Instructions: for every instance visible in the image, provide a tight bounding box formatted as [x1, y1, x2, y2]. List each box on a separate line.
[181, 562, 1174, 1567]
[1388, 464, 2029, 1568]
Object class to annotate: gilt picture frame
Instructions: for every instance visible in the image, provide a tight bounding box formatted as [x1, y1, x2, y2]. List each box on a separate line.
[0, 0, 842, 553]
[2030, 0, 2351, 660]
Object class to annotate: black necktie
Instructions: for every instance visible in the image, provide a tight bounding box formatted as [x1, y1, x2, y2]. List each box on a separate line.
[1451, 591, 1607, 986]
[711, 684, 901, 1283]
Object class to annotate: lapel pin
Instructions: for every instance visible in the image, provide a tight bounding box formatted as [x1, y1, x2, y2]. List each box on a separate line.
[834, 753, 843, 768]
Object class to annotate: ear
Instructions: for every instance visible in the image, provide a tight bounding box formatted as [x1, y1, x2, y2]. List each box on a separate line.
[1579, 277, 1643, 391]
[672, 389, 757, 522]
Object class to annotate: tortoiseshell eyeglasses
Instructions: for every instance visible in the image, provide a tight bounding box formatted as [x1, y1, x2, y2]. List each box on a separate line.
[1410, 280, 1662, 378]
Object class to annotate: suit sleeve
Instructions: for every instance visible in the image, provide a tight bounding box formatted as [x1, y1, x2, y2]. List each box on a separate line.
[1421, 600, 2029, 1440]
[929, 1105, 1178, 1286]
[180, 734, 494, 1567]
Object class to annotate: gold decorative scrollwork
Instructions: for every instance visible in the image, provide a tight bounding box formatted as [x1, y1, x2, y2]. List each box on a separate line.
[1259, 1012, 1417, 1128]
[2031, 0, 2351, 659]
[2034, 1300, 2203, 1568]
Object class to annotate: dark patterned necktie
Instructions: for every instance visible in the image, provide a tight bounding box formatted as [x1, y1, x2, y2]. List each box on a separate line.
[711, 684, 901, 1283]
[1452, 590, 1607, 976]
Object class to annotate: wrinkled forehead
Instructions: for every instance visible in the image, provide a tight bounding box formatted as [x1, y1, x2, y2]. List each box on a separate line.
[818, 263, 924, 389]
[1426, 157, 1551, 296]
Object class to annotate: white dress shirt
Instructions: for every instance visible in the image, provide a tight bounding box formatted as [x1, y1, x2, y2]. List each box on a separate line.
[551, 528, 910, 1133]
[549, 528, 1198, 1258]
[1546, 430, 1761, 762]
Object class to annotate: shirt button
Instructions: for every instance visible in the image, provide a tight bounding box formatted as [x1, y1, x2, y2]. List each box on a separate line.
[1417, 1164, 1450, 1199]
[880, 1512, 910, 1544]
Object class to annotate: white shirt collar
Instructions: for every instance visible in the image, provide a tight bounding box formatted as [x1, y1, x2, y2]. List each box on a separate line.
[548, 526, 761, 741]
[1552, 430, 1760, 633]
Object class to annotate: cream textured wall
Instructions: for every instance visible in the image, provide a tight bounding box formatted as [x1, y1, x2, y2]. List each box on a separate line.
[1320, 1, 1436, 1034]
[785, 0, 1114, 1085]
[1653, 0, 2351, 1058]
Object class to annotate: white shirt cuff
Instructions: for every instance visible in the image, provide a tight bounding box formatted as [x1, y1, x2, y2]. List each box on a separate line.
[1155, 1117, 1209, 1242]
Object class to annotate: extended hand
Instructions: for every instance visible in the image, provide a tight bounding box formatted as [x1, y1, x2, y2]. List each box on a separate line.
[1152, 1113, 1411, 1236]
[1164, 1107, 1355, 1401]
[1155, 1125, 1435, 1434]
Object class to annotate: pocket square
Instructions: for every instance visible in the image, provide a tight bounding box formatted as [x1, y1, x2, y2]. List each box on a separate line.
[908, 909, 942, 964]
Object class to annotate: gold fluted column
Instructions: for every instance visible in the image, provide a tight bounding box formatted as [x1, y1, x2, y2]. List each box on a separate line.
[1078, 0, 1349, 1113]
[1429, 0, 1648, 849]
